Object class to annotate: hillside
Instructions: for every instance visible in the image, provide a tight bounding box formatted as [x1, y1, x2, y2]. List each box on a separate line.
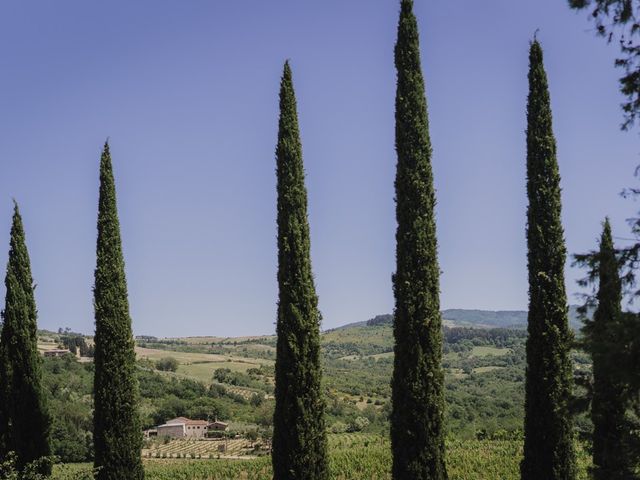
[130, 316, 537, 438]
[332, 307, 586, 332]
[35, 309, 592, 467]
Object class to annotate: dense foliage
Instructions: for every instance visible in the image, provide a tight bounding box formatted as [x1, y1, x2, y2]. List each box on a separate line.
[92, 143, 144, 480]
[391, 1, 447, 478]
[59, 335, 94, 358]
[0, 204, 51, 474]
[42, 356, 93, 463]
[522, 39, 576, 480]
[568, 4, 640, 474]
[272, 62, 328, 479]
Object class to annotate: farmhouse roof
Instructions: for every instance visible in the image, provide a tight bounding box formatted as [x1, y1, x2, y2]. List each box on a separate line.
[185, 419, 209, 426]
[165, 417, 190, 424]
[164, 417, 209, 426]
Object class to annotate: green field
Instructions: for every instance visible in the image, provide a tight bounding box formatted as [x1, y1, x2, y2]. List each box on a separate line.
[323, 324, 393, 350]
[142, 437, 261, 459]
[52, 434, 592, 480]
[136, 346, 273, 383]
[469, 346, 511, 357]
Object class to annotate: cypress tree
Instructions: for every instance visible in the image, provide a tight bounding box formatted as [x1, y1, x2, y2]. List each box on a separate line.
[0, 202, 51, 473]
[271, 61, 328, 480]
[584, 219, 632, 479]
[390, 1, 447, 479]
[521, 39, 576, 480]
[92, 143, 144, 480]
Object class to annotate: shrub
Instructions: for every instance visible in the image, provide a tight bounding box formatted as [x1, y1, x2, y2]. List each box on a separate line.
[155, 357, 179, 372]
[347, 416, 370, 433]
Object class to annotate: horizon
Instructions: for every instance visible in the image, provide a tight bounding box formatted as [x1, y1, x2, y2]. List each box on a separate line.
[46, 305, 585, 339]
[1, 1, 638, 337]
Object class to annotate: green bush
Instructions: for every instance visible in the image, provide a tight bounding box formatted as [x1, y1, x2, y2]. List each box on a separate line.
[155, 357, 179, 372]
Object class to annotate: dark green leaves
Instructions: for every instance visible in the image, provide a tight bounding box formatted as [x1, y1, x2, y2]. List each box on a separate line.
[272, 63, 328, 480]
[391, 2, 447, 479]
[521, 40, 577, 480]
[0, 203, 51, 474]
[92, 143, 144, 480]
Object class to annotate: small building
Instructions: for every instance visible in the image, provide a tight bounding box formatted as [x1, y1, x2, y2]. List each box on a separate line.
[43, 349, 71, 358]
[157, 422, 185, 438]
[157, 417, 211, 439]
[184, 419, 209, 438]
[209, 420, 229, 432]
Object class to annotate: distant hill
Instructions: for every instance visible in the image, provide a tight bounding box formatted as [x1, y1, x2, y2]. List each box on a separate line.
[329, 307, 586, 332]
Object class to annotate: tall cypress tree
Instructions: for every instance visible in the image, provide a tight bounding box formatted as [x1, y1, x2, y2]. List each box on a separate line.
[583, 219, 632, 479]
[92, 143, 144, 480]
[271, 61, 328, 480]
[390, 1, 447, 479]
[521, 39, 576, 480]
[0, 202, 51, 473]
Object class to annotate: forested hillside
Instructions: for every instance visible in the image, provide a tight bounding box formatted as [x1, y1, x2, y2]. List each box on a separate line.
[336, 307, 585, 331]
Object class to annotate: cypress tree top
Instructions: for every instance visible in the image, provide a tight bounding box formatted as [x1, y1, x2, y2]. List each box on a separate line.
[271, 61, 328, 480]
[391, 1, 448, 479]
[521, 39, 576, 480]
[588, 219, 621, 340]
[93, 143, 144, 480]
[0, 202, 51, 473]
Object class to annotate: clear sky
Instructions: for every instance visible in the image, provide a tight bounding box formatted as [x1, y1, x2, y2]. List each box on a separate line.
[0, 1, 637, 337]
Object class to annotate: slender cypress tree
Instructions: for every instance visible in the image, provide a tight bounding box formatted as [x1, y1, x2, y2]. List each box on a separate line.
[521, 39, 576, 480]
[583, 219, 632, 479]
[271, 61, 328, 480]
[0, 202, 51, 473]
[92, 143, 144, 480]
[390, 2, 447, 479]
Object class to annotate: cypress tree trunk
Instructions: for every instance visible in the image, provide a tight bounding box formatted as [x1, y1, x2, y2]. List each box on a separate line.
[521, 40, 576, 480]
[271, 61, 328, 480]
[585, 219, 632, 479]
[0, 202, 51, 473]
[390, 1, 447, 479]
[92, 143, 144, 480]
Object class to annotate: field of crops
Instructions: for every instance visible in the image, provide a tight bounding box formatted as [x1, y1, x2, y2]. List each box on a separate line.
[142, 438, 260, 459]
[53, 434, 592, 479]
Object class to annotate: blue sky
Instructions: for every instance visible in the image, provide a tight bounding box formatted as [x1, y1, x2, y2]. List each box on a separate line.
[0, 1, 637, 337]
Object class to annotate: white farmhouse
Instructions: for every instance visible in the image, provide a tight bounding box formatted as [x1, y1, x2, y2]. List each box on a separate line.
[156, 417, 211, 439]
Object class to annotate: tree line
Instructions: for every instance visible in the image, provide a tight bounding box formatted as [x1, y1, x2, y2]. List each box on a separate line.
[1, 0, 639, 479]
